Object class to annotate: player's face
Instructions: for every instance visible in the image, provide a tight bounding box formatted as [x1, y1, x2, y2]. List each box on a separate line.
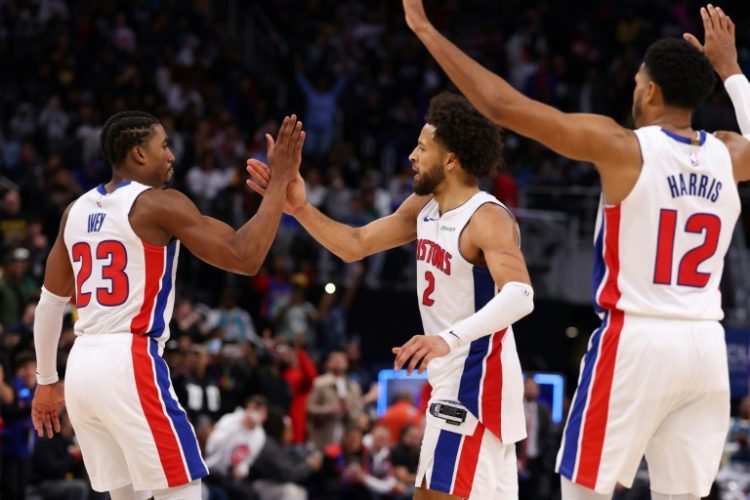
[409, 124, 447, 196]
[632, 64, 648, 127]
[139, 124, 175, 187]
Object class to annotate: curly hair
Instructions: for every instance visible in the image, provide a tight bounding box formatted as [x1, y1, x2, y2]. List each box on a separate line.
[100, 111, 160, 167]
[643, 38, 715, 109]
[426, 92, 504, 179]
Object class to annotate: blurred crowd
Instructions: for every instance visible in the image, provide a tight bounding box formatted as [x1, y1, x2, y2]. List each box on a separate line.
[1, 0, 750, 499]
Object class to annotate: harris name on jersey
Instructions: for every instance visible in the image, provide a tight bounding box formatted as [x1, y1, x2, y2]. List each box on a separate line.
[666, 172, 722, 202]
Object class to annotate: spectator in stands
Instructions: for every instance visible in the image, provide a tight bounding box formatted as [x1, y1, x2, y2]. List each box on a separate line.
[27, 411, 89, 500]
[250, 405, 322, 500]
[390, 423, 423, 497]
[519, 376, 555, 500]
[279, 341, 318, 445]
[271, 273, 318, 347]
[205, 395, 268, 500]
[320, 426, 369, 500]
[186, 151, 233, 214]
[173, 344, 223, 422]
[1, 351, 37, 500]
[214, 289, 261, 346]
[0, 190, 29, 250]
[378, 391, 422, 445]
[307, 350, 363, 450]
[361, 424, 406, 499]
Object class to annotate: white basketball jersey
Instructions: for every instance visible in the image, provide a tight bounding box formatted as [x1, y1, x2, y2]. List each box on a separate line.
[416, 191, 525, 444]
[593, 126, 740, 319]
[64, 181, 179, 345]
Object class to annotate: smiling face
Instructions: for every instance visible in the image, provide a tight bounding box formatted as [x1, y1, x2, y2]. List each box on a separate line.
[409, 124, 448, 196]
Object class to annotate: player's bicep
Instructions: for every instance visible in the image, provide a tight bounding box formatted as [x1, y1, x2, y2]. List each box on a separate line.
[499, 99, 635, 164]
[43, 206, 74, 297]
[150, 190, 242, 270]
[471, 205, 530, 287]
[356, 194, 430, 256]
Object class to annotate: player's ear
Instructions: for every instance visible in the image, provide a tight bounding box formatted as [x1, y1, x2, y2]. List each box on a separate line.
[646, 81, 661, 106]
[130, 145, 147, 165]
[445, 152, 458, 171]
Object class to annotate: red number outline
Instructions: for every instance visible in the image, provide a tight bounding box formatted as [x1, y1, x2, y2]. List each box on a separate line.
[422, 271, 435, 306]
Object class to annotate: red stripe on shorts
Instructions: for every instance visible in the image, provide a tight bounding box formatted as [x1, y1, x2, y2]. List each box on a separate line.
[131, 334, 188, 486]
[452, 424, 486, 498]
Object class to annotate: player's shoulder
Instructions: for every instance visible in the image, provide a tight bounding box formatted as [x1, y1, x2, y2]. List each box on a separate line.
[133, 187, 190, 211]
[397, 194, 433, 217]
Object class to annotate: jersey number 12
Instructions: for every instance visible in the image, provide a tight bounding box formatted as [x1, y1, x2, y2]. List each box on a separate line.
[653, 210, 720, 288]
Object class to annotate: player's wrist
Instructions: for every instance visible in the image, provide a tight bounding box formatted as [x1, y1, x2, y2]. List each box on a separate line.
[718, 63, 743, 82]
[36, 372, 59, 386]
[436, 329, 461, 351]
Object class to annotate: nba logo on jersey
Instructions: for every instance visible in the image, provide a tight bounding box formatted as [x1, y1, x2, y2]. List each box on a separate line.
[689, 152, 700, 167]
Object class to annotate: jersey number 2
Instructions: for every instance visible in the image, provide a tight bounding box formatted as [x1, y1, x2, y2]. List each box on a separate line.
[422, 271, 436, 306]
[72, 241, 129, 307]
[653, 210, 720, 288]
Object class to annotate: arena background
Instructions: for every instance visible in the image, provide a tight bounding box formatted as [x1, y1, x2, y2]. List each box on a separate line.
[1, 0, 750, 499]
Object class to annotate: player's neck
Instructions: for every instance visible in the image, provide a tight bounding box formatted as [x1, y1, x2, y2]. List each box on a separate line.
[646, 109, 694, 136]
[433, 182, 480, 215]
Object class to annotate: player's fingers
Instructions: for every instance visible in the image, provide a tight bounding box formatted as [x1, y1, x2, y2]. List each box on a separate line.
[394, 341, 417, 370]
[42, 411, 53, 438]
[683, 33, 704, 52]
[246, 160, 271, 185]
[710, 4, 725, 31]
[701, 7, 714, 33]
[407, 347, 429, 376]
[418, 353, 435, 375]
[295, 130, 306, 158]
[52, 409, 61, 434]
[264, 133, 275, 157]
[245, 179, 267, 196]
[31, 411, 43, 438]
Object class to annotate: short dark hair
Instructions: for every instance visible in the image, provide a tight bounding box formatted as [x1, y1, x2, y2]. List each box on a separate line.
[643, 38, 716, 110]
[100, 111, 160, 167]
[426, 92, 503, 179]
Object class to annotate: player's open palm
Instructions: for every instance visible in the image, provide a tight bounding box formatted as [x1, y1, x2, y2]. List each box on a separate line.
[264, 114, 306, 182]
[246, 158, 308, 215]
[684, 5, 739, 79]
[32, 381, 64, 438]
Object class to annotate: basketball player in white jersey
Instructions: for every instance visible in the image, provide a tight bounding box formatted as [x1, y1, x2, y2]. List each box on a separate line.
[246, 92, 535, 499]
[402, 1, 750, 499]
[30, 111, 305, 500]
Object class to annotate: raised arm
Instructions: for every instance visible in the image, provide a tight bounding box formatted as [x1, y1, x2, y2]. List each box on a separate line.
[246, 158, 430, 262]
[684, 5, 750, 135]
[134, 116, 305, 276]
[402, 0, 641, 200]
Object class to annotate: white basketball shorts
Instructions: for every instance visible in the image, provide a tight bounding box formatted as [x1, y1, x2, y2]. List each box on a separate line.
[416, 399, 518, 499]
[65, 334, 208, 492]
[556, 314, 729, 496]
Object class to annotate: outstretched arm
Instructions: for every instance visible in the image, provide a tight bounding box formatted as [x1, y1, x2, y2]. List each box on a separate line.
[685, 5, 750, 135]
[246, 158, 430, 262]
[402, 0, 639, 171]
[135, 116, 305, 276]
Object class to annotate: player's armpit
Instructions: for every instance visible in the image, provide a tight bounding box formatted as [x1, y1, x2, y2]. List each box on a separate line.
[715, 131, 750, 183]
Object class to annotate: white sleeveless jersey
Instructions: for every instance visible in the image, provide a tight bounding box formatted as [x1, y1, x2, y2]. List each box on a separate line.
[416, 191, 525, 444]
[64, 181, 179, 345]
[593, 126, 740, 319]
